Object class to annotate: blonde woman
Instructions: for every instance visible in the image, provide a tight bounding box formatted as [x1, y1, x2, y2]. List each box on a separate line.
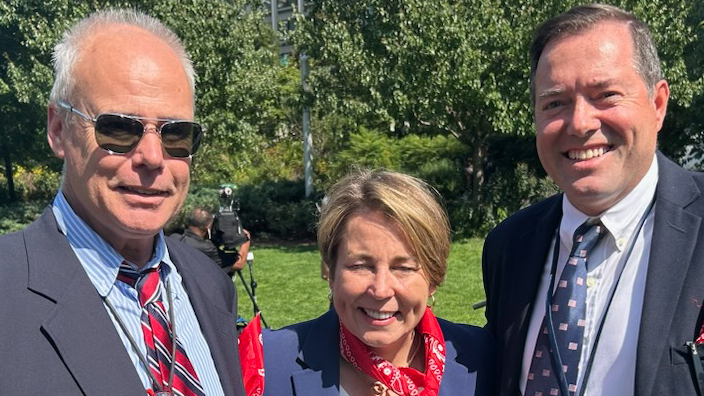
[261, 170, 495, 395]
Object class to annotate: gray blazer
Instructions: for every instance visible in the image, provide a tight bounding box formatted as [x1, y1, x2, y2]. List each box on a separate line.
[0, 208, 246, 395]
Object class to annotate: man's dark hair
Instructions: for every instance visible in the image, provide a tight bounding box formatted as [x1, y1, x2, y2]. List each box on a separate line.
[529, 3, 663, 106]
[187, 207, 213, 229]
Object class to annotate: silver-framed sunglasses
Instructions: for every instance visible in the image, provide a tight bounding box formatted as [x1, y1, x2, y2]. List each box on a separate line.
[57, 101, 203, 158]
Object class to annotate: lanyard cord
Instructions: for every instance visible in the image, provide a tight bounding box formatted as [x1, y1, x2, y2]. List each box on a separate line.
[103, 278, 177, 395]
[687, 342, 704, 396]
[545, 197, 655, 395]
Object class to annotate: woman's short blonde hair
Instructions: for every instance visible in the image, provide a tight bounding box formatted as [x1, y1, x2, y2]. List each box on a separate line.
[317, 170, 451, 287]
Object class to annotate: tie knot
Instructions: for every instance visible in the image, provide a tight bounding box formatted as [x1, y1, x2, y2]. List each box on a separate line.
[571, 220, 606, 256]
[117, 262, 162, 307]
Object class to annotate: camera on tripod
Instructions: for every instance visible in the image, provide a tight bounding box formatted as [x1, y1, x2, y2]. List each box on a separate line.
[213, 184, 269, 329]
[212, 184, 248, 267]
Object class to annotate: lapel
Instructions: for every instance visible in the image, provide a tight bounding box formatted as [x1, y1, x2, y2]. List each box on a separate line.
[167, 240, 244, 396]
[291, 309, 340, 396]
[500, 195, 562, 396]
[25, 209, 145, 396]
[289, 311, 480, 395]
[439, 336, 471, 396]
[635, 153, 703, 396]
[291, 310, 341, 395]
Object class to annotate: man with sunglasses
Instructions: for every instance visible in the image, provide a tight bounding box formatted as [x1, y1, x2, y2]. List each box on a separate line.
[0, 9, 246, 396]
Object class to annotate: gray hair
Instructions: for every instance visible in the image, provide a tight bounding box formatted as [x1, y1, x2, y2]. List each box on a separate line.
[529, 3, 663, 105]
[49, 8, 196, 104]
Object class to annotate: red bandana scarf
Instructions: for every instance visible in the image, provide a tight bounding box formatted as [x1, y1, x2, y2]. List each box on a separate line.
[238, 314, 265, 396]
[339, 308, 446, 396]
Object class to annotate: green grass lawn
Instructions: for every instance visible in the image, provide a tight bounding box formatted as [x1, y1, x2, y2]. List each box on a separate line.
[234, 239, 487, 329]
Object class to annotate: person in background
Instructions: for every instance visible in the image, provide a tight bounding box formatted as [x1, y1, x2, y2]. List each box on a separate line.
[0, 9, 245, 395]
[175, 206, 251, 274]
[176, 206, 223, 265]
[261, 170, 495, 396]
[482, 3, 704, 396]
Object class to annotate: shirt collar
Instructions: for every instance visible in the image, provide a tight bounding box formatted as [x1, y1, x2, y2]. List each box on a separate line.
[52, 191, 181, 298]
[561, 154, 659, 252]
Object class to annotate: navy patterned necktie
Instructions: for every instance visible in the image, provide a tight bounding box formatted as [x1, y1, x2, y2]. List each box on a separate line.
[525, 221, 606, 396]
[117, 262, 205, 396]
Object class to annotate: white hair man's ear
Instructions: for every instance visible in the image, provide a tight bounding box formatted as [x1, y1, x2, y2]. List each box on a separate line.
[47, 104, 67, 159]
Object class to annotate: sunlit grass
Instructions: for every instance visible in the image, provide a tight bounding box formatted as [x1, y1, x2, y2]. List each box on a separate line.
[233, 239, 487, 329]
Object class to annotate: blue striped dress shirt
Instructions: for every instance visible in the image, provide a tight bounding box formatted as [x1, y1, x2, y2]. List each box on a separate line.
[52, 192, 225, 395]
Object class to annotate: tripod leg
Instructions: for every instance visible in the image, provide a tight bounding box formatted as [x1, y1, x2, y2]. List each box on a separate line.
[247, 260, 258, 312]
[236, 270, 256, 305]
[236, 269, 269, 329]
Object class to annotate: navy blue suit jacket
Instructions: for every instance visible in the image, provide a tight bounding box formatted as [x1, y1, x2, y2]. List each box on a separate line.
[483, 152, 704, 396]
[262, 309, 495, 396]
[0, 208, 246, 395]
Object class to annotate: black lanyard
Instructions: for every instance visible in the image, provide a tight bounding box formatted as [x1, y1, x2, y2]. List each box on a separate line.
[103, 278, 178, 395]
[545, 198, 655, 395]
[688, 342, 704, 396]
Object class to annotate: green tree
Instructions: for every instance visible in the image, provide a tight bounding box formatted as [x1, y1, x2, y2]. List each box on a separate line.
[0, 1, 84, 202]
[1, 0, 295, 201]
[149, 1, 300, 185]
[640, 0, 704, 168]
[291, 0, 704, 204]
[292, 0, 539, 205]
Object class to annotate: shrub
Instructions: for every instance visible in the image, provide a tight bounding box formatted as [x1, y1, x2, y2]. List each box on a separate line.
[397, 134, 468, 197]
[0, 201, 47, 235]
[0, 165, 61, 205]
[485, 162, 559, 217]
[326, 127, 402, 185]
[237, 179, 320, 240]
[447, 161, 559, 238]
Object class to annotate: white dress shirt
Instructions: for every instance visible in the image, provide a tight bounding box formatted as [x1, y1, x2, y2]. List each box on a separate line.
[520, 155, 659, 396]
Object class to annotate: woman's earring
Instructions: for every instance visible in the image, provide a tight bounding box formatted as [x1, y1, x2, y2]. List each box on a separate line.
[427, 293, 436, 308]
[328, 289, 333, 303]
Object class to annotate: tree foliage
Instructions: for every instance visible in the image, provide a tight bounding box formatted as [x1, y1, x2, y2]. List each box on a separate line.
[639, 0, 704, 167]
[147, 0, 301, 185]
[292, 0, 538, 201]
[0, 0, 298, 202]
[291, 0, 704, 204]
[1, 0, 702, 237]
[0, 1, 84, 201]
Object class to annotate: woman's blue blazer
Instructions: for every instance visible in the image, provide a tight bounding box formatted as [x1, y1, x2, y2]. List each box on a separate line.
[261, 309, 495, 395]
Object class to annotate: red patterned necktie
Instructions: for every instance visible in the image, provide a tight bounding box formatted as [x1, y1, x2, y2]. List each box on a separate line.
[117, 262, 205, 396]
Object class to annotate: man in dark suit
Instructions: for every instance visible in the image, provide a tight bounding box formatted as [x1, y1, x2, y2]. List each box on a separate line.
[483, 4, 704, 396]
[0, 9, 246, 395]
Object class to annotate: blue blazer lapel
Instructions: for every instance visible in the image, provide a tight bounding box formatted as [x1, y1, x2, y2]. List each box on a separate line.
[439, 339, 472, 396]
[167, 240, 244, 396]
[499, 195, 562, 395]
[289, 311, 483, 396]
[291, 310, 341, 395]
[25, 209, 145, 396]
[636, 153, 703, 396]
